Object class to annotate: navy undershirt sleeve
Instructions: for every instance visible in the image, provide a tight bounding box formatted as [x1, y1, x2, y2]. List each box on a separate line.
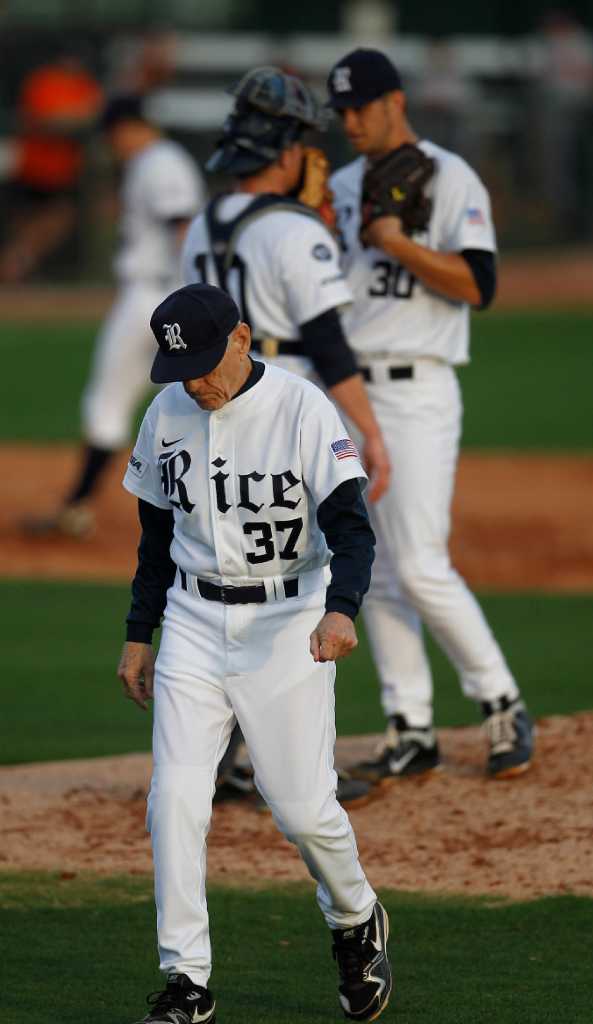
[300, 307, 360, 388]
[461, 248, 497, 310]
[317, 479, 376, 620]
[126, 499, 175, 643]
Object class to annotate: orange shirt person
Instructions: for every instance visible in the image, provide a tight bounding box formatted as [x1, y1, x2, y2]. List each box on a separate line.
[0, 56, 102, 283]
[15, 58, 103, 193]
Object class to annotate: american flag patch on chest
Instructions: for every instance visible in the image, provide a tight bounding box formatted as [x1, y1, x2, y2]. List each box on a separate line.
[331, 438, 359, 461]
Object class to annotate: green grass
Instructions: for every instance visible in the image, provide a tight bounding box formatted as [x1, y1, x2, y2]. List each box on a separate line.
[1, 579, 591, 764]
[1, 873, 592, 1023]
[460, 311, 593, 450]
[0, 322, 97, 442]
[1, 580, 152, 763]
[0, 321, 154, 443]
[340, 590, 593, 734]
[1, 311, 592, 447]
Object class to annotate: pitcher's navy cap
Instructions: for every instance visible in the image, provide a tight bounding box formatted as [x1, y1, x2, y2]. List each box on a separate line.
[327, 49, 403, 110]
[150, 284, 240, 384]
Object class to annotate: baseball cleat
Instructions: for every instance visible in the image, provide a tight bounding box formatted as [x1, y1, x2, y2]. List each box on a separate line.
[253, 768, 375, 814]
[332, 901, 392, 1021]
[335, 768, 377, 808]
[21, 502, 95, 539]
[212, 765, 256, 804]
[348, 715, 441, 783]
[482, 696, 534, 778]
[132, 973, 216, 1023]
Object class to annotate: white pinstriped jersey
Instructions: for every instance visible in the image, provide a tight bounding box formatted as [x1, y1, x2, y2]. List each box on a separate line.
[123, 364, 366, 582]
[330, 140, 496, 365]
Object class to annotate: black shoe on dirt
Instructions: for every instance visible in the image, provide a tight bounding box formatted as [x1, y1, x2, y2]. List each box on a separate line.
[212, 765, 255, 804]
[348, 715, 441, 783]
[336, 768, 375, 808]
[133, 972, 216, 1023]
[332, 901, 392, 1021]
[482, 696, 534, 779]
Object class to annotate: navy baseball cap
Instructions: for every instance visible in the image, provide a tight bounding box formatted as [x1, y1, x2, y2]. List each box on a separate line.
[150, 284, 240, 384]
[327, 48, 403, 110]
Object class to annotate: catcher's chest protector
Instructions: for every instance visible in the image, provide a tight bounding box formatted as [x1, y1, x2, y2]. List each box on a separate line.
[205, 193, 323, 287]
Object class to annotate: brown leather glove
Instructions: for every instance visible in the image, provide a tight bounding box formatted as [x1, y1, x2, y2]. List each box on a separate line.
[361, 143, 435, 237]
[298, 146, 337, 233]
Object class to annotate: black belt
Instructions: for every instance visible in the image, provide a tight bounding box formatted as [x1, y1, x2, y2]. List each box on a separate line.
[251, 338, 305, 357]
[180, 570, 299, 604]
[361, 365, 414, 383]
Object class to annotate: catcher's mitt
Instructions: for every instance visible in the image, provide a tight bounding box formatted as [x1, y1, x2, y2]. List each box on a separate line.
[361, 143, 435, 237]
[298, 146, 337, 232]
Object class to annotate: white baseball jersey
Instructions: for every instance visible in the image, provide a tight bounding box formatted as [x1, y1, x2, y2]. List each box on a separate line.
[123, 363, 366, 582]
[330, 140, 496, 365]
[115, 139, 205, 284]
[180, 194, 352, 338]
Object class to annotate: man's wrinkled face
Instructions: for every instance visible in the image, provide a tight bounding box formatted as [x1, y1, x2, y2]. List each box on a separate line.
[183, 323, 250, 411]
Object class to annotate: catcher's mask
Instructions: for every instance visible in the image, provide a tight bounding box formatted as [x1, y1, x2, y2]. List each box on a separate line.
[207, 66, 330, 177]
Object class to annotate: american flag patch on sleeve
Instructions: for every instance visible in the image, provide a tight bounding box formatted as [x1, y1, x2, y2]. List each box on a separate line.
[467, 207, 485, 225]
[331, 438, 359, 461]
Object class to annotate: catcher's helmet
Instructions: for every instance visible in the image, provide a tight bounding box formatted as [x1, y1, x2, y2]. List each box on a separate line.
[207, 66, 329, 176]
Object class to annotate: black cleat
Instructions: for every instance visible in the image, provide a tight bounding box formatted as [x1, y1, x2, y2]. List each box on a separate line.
[332, 901, 392, 1021]
[348, 715, 441, 783]
[132, 973, 216, 1023]
[336, 768, 375, 808]
[482, 696, 534, 778]
[253, 767, 375, 814]
[212, 765, 255, 804]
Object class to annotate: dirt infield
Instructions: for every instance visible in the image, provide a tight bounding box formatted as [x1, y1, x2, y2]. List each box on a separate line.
[2, 444, 592, 899]
[1, 713, 592, 899]
[2, 445, 593, 590]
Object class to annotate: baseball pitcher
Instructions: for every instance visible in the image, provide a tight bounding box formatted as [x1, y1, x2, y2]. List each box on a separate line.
[326, 48, 534, 782]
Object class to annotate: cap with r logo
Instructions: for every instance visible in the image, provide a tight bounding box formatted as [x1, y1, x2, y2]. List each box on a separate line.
[150, 283, 240, 383]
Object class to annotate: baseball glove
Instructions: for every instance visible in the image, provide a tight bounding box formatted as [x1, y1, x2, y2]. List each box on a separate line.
[298, 146, 337, 232]
[360, 143, 435, 236]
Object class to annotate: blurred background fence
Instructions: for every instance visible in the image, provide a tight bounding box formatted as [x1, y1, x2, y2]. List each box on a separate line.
[0, 1, 592, 282]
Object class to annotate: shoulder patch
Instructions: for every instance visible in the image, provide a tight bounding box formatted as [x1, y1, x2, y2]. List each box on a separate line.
[330, 438, 359, 462]
[466, 207, 485, 225]
[128, 452, 147, 478]
[312, 243, 332, 261]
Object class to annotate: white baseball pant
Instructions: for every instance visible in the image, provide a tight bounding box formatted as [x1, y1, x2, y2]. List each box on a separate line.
[148, 574, 377, 985]
[357, 357, 519, 726]
[81, 280, 171, 449]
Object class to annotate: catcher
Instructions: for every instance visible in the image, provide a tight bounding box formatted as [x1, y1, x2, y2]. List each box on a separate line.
[179, 65, 390, 809]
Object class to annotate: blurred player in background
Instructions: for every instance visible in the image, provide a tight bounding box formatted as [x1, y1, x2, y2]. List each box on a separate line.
[0, 45, 103, 284]
[25, 94, 205, 538]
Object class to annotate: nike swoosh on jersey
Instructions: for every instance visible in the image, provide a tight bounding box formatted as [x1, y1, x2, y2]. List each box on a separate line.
[161, 437, 184, 448]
